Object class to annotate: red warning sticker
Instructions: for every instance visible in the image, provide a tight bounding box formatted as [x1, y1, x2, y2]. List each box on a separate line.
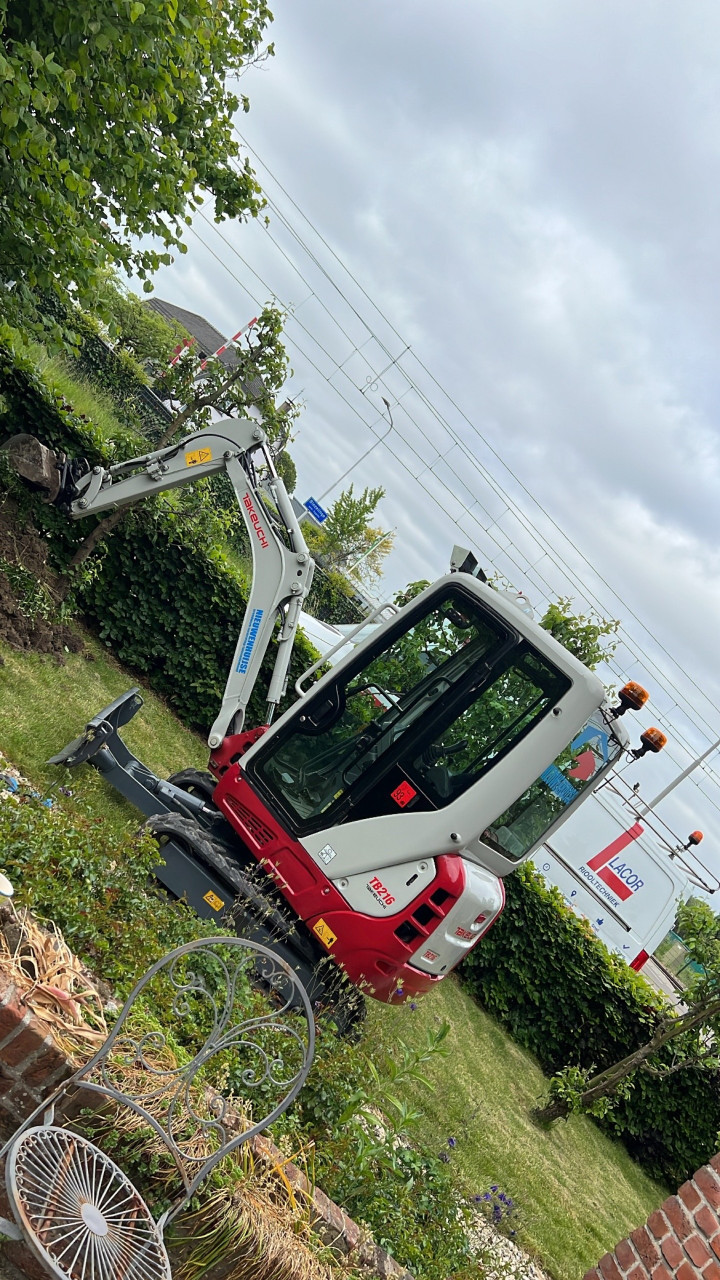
[391, 781, 417, 808]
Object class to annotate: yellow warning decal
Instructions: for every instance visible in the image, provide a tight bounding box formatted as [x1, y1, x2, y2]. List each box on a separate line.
[185, 447, 213, 467]
[313, 918, 337, 949]
[203, 889, 225, 912]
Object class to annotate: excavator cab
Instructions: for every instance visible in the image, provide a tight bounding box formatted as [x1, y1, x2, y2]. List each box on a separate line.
[246, 582, 574, 835]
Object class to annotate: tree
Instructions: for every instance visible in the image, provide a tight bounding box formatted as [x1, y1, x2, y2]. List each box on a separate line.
[534, 912, 720, 1126]
[675, 897, 718, 942]
[0, 0, 272, 340]
[65, 302, 300, 571]
[274, 450, 297, 495]
[93, 272, 191, 372]
[540, 598, 620, 671]
[346, 525, 395, 587]
[156, 303, 299, 448]
[305, 484, 393, 585]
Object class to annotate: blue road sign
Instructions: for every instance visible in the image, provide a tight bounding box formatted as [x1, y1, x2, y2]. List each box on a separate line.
[304, 497, 329, 523]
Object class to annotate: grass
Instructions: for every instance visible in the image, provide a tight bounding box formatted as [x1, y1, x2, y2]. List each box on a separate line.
[369, 979, 667, 1280]
[0, 631, 208, 840]
[0, 636, 669, 1280]
[26, 346, 147, 451]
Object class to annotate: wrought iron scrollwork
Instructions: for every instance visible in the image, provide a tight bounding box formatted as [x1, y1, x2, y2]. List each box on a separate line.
[73, 937, 315, 1204]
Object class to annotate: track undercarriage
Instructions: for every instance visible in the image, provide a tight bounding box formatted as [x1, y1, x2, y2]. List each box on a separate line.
[51, 687, 366, 1033]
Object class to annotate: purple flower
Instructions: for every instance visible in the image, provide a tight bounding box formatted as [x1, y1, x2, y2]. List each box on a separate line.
[490, 1184, 498, 1192]
[447, 1137, 457, 1148]
[396, 986, 404, 997]
[409, 1002, 418, 1011]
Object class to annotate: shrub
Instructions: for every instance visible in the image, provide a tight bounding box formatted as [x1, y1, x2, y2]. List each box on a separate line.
[287, 1019, 475, 1279]
[461, 863, 720, 1185]
[79, 494, 319, 733]
[0, 789, 215, 991]
[304, 567, 367, 626]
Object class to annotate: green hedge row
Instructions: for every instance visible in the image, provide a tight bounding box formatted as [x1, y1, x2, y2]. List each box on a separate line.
[462, 864, 720, 1186]
[305, 565, 368, 625]
[80, 499, 318, 732]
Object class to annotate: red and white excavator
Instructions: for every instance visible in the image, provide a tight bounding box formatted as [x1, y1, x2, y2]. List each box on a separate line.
[5, 419, 664, 1024]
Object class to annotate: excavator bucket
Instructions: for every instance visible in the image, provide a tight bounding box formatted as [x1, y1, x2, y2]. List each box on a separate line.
[2, 434, 62, 502]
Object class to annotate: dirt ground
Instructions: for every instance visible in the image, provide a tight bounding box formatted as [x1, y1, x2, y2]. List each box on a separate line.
[0, 497, 85, 662]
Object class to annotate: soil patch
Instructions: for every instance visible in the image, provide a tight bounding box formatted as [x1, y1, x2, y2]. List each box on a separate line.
[0, 496, 86, 663]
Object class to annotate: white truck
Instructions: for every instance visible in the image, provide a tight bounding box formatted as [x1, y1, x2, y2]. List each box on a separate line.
[532, 775, 718, 969]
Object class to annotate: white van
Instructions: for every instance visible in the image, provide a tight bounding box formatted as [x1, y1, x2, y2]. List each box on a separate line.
[532, 777, 711, 969]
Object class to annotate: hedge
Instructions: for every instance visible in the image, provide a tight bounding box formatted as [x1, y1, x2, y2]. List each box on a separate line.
[305, 565, 368, 625]
[462, 864, 720, 1186]
[79, 499, 318, 733]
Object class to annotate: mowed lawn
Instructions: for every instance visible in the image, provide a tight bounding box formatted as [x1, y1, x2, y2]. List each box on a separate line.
[0, 634, 208, 838]
[371, 980, 667, 1280]
[1, 639, 668, 1280]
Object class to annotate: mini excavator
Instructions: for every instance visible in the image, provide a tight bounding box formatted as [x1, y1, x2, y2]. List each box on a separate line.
[4, 420, 663, 1026]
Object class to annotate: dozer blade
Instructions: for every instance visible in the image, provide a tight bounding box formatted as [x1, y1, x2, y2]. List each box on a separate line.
[46, 686, 203, 820]
[48, 688, 145, 767]
[2, 434, 62, 502]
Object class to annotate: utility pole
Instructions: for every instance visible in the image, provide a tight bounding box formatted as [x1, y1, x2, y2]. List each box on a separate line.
[636, 736, 720, 815]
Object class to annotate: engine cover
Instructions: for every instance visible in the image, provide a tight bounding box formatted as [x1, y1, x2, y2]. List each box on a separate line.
[211, 759, 505, 1002]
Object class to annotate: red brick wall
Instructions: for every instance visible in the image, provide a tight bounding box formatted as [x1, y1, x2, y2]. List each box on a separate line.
[0, 969, 72, 1137]
[584, 1157, 720, 1280]
[0, 972, 76, 1278]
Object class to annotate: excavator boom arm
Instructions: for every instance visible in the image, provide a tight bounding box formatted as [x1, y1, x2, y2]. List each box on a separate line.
[5, 420, 315, 741]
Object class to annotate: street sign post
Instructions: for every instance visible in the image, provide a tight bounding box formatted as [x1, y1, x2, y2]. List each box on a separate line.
[304, 497, 329, 524]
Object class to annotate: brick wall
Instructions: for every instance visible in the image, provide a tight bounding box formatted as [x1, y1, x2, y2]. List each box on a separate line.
[0, 969, 72, 1137]
[584, 1156, 720, 1280]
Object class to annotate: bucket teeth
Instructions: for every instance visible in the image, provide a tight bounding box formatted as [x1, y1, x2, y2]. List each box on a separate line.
[2, 433, 62, 502]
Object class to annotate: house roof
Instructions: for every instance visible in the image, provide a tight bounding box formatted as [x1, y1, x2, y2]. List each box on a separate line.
[146, 298, 239, 368]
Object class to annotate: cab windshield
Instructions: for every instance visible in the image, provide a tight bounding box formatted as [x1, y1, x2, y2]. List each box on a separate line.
[480, 709, 622, 861]
[250, 588, 571, 834]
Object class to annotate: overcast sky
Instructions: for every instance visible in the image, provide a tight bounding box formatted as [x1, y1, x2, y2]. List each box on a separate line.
[145, 0, 720, 890]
